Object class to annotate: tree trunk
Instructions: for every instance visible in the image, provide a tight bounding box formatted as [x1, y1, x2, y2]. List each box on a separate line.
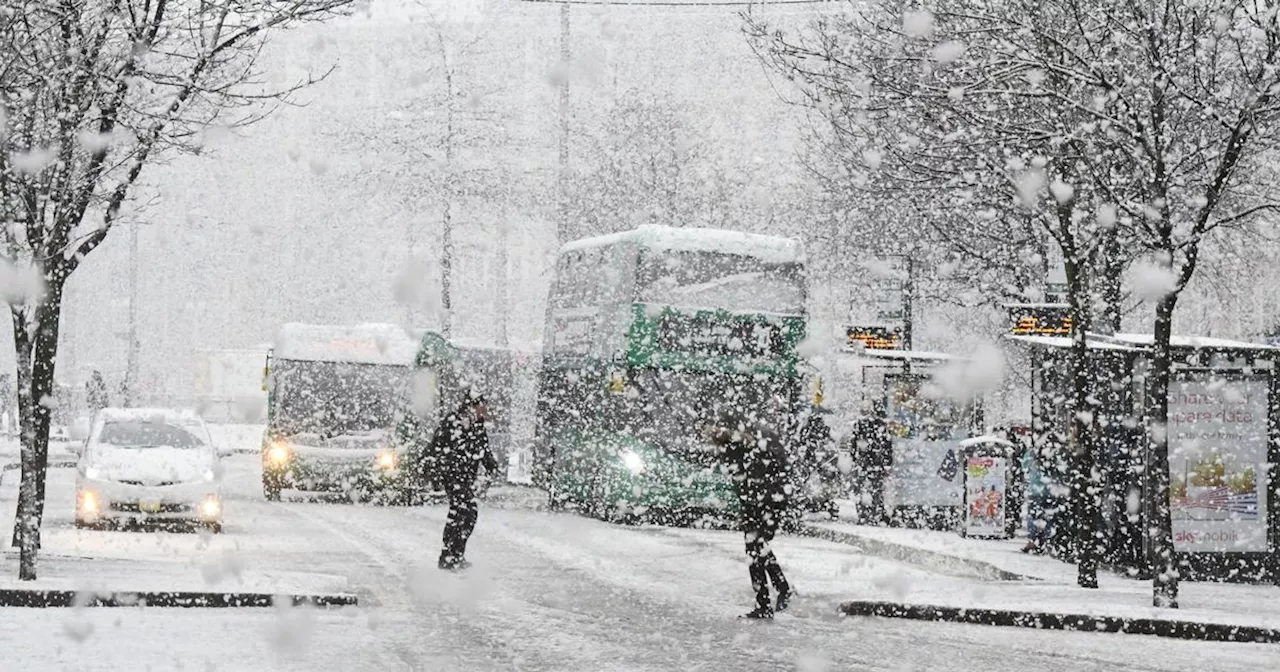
[1064, 255, 1099, 589]
[496, 194, 510, 350]
[441, 74, 455, 339]
[441, 196, 452, 338]
[10, 281, 65, 580]
[1092, 228, 1126, 569]
[1146, 295, 1180, 608]
[1095, 225, 1123, 335]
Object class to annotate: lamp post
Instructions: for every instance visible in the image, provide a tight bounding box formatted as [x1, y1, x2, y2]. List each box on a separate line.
[124, 219, 139, 407]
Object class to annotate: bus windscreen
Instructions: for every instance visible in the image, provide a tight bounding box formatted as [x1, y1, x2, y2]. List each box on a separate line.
[635, 250, 804, 315]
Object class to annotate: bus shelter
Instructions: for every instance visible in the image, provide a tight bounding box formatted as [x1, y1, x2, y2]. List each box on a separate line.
[828, 341, 982, 531]
[1008, 330, 1280, 582]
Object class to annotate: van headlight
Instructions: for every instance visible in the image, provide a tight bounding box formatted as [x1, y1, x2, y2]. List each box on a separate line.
[79, 489, 100, 514]
[620, 450, 645, 475]
[375, 450, 397, 470]
[199, 495, 222, 519]
[266, 442, 290, 466]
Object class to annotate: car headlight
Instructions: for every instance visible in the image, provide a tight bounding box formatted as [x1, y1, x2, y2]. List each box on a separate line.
[266, 442, 290, 466]
[199, 496, 222, 518]
[375, 450, 397, 470]
[620, 450, 645, 475]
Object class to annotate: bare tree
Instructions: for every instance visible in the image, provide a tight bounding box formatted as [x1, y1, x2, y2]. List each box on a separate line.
[0, 0, 352, 580]
[564, 92, 787, 241]
[1108, 2, 1280, 608]
[344, 15, 511, 336]
[749, 0, 1280, 605]
[748, 2, 1119, 590]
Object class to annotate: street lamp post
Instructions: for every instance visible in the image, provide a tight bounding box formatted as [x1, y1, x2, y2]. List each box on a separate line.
[124, 219, 139, 407]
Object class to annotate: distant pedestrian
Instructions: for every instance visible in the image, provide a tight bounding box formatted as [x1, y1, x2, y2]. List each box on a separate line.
[1021, 448, 1054, 554]
[851, 416, 890, 525]
[427, 390, 499, 570]
[86, 370, 109, 414]
[704, 409, 794, 619]
[797, 407, 840, 518]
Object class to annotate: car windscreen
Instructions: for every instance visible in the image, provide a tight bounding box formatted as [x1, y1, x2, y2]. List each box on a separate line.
[635, 250, 805, 315]
[270, 359, 410, 440]
[97, 420, 208, 449]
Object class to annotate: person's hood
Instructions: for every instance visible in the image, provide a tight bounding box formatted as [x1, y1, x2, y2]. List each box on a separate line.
[85, 444, 215, 484]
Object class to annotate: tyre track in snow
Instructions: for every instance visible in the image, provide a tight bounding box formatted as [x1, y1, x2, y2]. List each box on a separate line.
[474, 510, 1270, 672]
[282, 501, 504, 671]
[279, 501, 1275, 672]
[285, 501, 655, 672]
[261, 501, 428, 672]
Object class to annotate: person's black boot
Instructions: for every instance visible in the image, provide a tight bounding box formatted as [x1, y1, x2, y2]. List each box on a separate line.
[438, 554, 458, 570]
[776, 587, 794, 613]
[741, 606, 774, 619]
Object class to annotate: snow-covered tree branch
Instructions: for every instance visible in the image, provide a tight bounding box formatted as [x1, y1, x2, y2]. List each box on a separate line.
[0, 0, 353, 580]
[749, 0, 1280, 605]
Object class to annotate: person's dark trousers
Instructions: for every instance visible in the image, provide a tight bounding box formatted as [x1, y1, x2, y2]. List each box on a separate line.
[865, 466, 887, 525]
[744, 518, 789, 611]
[440, 486, 478, 567]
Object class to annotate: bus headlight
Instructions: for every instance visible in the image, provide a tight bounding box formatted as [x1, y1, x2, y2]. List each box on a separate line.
[620, 450, 645, 475]
[266, 442, 290, 466]
[375, 450, 398, 470]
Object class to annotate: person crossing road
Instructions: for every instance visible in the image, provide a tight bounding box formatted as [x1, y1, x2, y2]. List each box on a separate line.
[704, 409, 794, 619]
[427, 391, 500, 570]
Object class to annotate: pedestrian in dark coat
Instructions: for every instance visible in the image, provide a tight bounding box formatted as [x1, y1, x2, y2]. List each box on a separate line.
[704, 410, 794, 619]
[86, 370, 109, 413]
[429, 391, 500, 570]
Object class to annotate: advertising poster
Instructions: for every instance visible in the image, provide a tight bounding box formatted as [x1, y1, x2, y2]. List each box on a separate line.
[883, 375, 966, 508]
[964, 456, 1007, 537]
[1168, 376, 1270, 553]
[886, 438, 964, 508]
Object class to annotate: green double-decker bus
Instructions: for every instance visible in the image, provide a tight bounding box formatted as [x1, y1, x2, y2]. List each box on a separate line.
[533, 225, 809, 526]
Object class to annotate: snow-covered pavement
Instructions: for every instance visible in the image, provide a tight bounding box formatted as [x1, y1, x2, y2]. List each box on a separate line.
[809, 521, 1280, 630]
[2, 452, 1280, 670]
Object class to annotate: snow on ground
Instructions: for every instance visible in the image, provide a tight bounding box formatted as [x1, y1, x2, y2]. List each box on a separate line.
[1, 431, 1279, 670]
[811, 520, 1280, 629]
[1, 607, 404, 672]
[1, 461, 348, 595]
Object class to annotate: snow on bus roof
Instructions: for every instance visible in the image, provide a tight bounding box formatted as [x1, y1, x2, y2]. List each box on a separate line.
[558, 225, 804, 265]
[272, 323, 423, 365]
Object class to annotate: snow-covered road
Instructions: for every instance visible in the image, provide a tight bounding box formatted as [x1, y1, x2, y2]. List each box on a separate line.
[3, 453, 1280, 670]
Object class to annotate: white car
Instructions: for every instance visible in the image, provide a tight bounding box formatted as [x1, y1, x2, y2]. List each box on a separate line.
[74, 408, 226, 532]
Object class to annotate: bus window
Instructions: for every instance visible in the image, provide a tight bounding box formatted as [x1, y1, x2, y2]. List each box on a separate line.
[635, 249, 805, 315]
[553, 245, 632, 310]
